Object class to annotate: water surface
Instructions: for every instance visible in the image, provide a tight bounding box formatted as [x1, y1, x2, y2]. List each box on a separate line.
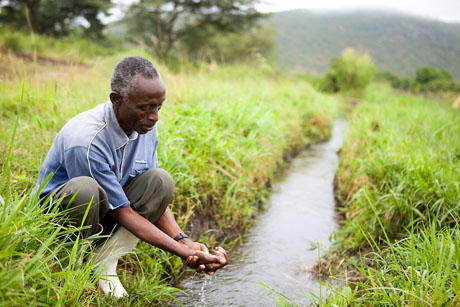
[176, 119, 347, 306]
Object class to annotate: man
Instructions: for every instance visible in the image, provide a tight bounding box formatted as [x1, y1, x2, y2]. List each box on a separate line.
[33, 56, 228, 298]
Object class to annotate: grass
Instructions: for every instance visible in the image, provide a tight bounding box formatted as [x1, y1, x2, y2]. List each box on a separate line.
[0, 123, 98, 305]
[0, 38, 340, 304]
[357, 222, 460, 305]
[0, 27, 120, 63]
[335, 83, 460, 247]
[312, 83, 460, 306]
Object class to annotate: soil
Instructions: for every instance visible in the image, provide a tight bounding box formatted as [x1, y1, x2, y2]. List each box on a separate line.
[307, 247, 373, 285]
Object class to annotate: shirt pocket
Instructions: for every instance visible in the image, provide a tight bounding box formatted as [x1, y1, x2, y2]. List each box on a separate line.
[131, 158, 149, 177]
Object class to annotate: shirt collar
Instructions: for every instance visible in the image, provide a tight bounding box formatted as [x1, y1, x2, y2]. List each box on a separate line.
[105, 100, 138, 149]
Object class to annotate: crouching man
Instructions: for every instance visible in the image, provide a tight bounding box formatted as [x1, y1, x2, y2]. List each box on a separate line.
[33, 56, 228, 298]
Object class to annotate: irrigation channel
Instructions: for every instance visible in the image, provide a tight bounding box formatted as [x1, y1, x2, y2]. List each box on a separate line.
[175, 119, 347, 306]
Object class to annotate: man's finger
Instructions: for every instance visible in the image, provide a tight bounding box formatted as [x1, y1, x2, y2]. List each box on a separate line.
[191, 256, 198, 267]
[185, 255, 199, 268]
[196, 264, 205, 272]
[186, 256, 193, 267]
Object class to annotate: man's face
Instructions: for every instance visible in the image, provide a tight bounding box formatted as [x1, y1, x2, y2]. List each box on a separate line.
[112, 76, 166, 136]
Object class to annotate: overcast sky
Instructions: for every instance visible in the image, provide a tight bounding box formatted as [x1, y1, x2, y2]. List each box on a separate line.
[107, 0, 460, 24]
[258, 0, 460, 23]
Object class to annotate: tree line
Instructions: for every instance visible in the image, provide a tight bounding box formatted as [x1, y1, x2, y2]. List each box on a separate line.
[0, 0, 273, 62]
[376, 68, 460, 93]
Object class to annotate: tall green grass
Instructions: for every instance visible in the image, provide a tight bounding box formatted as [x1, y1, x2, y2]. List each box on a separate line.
[354, 221, 460, 305]
[0, 28, 120, 63]
[319, 83, 460, 306]
[1, 49, 339, 305]
[0, 119, 96, 305]
[335, 83, 460, 247]
[307, 222, 460, 306]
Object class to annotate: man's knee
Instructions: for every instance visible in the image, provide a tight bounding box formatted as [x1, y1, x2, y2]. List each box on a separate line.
[124, 168, 174, 223]
[144, 168, 174, 200]
[63, 176, 104, 209]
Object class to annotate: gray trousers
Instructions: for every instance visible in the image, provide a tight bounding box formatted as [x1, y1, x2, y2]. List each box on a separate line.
[44, 168, 174, 240]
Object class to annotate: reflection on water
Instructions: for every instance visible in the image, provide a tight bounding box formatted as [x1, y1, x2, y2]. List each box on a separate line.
[175, 119, 347, 306]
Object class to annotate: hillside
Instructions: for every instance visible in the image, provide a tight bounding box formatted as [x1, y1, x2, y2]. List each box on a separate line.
[271, 10, 460, 81]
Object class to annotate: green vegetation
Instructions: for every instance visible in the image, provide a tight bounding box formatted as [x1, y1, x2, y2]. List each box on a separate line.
[321, 48, 375, 94]
[377, 67, 460, 93]
[315, 83, 460, 306]
[0, 34, 339, 304]
[180, 24, 275, 64]
[0, 1, 270, 64]
[0, 0, 112, 37]
[413, 67, 460, 93]
[274, 82, 459, 307]
[124, 0, 267, 60]
[272, 10, 460, 82]
[3, 7, 459, 305]
[375, 71, 411, 91]
[0, 27, 119, 62]
[335, 83, 459, 246]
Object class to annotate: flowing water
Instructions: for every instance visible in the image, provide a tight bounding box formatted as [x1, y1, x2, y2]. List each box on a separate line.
[175, 119, 347, 306]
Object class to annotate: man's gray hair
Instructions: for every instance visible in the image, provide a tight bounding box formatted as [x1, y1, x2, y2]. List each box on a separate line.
[111, 56, 160, 100]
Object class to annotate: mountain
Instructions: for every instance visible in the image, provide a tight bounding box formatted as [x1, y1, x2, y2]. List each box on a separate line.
[270, 10, 460, 81]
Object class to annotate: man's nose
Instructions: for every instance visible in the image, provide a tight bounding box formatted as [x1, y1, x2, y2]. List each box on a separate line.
[148, 109, 159, 122]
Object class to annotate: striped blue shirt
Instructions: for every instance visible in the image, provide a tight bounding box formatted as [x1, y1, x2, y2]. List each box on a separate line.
[33, 100, 159, 209]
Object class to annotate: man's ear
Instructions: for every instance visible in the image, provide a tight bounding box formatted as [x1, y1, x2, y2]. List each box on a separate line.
[110, 91, 123, 107]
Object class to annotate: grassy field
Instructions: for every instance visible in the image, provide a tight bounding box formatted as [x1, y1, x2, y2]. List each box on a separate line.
[3, 29, 458, 307]
[313, 84, 460, 306]
[0, 37, 340, 305]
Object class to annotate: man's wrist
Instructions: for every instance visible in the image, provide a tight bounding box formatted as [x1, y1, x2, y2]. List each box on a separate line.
[173, 232, 189, 242]
[177, 237, 194, 246]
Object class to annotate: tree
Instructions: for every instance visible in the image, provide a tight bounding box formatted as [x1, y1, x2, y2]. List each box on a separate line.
[180, 24, 274, 63]
[124, 0, 266, 59]
[0, 0, 113, 37]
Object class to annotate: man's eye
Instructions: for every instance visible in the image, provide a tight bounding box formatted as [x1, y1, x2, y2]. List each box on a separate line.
[137, 104, 161, 112]
[138, 105, 150, 112]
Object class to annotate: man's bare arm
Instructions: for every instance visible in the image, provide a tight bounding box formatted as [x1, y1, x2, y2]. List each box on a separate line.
[109, 205, 224, 267]
[154, 207, 207, 250]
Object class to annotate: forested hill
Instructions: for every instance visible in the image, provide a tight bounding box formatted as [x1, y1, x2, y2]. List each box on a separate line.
[271, 10, 460, 81]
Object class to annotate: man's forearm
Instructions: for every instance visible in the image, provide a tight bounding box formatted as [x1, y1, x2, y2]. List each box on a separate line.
[110, 206, 193, 259]
[155, 207, 205, 249]
[154, 207, 187, 238]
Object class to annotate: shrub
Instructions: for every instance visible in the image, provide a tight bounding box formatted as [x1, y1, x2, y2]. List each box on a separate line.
[321, 48, 376, 94]
[375, 71, 410, 91]
[411, 66, 460, 93]
[0, 31, 26, 53]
